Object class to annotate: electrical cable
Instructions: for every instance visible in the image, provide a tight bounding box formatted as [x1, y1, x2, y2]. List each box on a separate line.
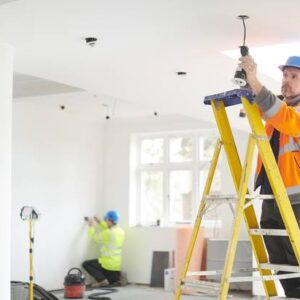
[89, 296, 111, 300]
[241, 17, 246, 46]
[88, 287, 118, 299]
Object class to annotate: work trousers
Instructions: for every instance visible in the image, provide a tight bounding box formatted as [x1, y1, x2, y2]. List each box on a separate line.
[82, 259, 120, 284]
[260, 201, 300, 297]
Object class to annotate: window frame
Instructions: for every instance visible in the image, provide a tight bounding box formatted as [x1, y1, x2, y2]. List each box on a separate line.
[131, 129, 220, 227]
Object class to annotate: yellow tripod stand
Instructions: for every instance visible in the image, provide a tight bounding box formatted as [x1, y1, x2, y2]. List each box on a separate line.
[174, 89, 300, 300]
[20, 206, 40, 300]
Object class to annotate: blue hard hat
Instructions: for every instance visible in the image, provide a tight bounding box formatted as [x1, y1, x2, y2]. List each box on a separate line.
[279, 56, 300, 71]
[104, 210, 120, 223]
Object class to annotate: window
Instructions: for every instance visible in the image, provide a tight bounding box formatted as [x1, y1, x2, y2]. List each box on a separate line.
[131, 131, 221, 226]
[169, 137, 193, 162]
[141, 138, 164, 164]
[140, 171, 163, 224]
[169, 170, 193, 222]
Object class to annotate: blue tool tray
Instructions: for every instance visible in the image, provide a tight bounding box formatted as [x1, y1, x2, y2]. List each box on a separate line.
[204, 89, 253, 107]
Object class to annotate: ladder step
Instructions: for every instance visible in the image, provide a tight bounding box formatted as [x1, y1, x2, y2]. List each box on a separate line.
[229, 272, 300, 283]
[249, 228, 287, 236]
[182, 280, 220, 294]
[245, 194, 275, 200]
[205, 194, 274, 201]
[187, 268, 255, 277]
[187, 270, 224, 277]
[260, 263, 300, 273]
[204, 194, 236, 202]
[184, 272, 300, 285]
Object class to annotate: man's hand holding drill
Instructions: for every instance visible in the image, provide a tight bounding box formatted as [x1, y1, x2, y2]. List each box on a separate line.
[84, 216, 101, 227]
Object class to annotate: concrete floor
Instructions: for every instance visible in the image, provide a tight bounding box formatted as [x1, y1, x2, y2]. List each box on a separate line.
[53, 284, 295, 300]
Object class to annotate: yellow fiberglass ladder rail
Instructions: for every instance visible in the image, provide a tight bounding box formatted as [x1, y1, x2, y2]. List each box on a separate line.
[174, 89, 300, 300]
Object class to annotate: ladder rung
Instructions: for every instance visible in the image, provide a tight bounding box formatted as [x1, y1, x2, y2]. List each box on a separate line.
[260, 263, 300, 273]
[246, 194, 274, 200]
[249, 229, 287, 236]
[182, 280, 220, 294]
[243, 194, 275, 209]
[229, 272, 300, 283]
[187, 270, 224, 276]
[184, 272, 300, 285]
[187, 268, 255, 277]
[205, 194, 274, 201]
[204, 194, 236, 202]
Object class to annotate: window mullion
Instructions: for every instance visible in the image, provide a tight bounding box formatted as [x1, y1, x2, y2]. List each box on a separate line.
[136, 168, 141, 225]
[135, 137, 142, 226]
[164, 134, 170, 226]
[193, 135, 199, 221]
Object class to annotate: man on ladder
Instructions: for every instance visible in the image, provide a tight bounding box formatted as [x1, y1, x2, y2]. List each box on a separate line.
[240, 55, 300, 298]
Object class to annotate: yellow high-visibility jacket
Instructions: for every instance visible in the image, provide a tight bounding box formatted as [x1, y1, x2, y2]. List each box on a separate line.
[88, 221, 125, 271]
[254, 87, 300, 204]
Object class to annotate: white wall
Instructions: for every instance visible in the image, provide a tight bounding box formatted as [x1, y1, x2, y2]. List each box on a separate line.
[11, 100, 104, 290]
[11, 101, 253, 288]
[0, 43, 13, 300]
[102, 115, 251, 284]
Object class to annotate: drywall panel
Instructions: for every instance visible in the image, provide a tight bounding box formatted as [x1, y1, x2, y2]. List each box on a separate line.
[11, 100, 104, 289]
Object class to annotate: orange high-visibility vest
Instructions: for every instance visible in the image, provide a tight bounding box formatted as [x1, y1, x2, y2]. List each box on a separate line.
[255, 99, 300, 202]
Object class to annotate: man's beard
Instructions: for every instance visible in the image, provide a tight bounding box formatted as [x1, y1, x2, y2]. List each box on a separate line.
[281, 85, 300, 105]
[281, 85, 293, 100]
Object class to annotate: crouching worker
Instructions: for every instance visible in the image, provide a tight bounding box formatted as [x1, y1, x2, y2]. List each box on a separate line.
[83, 210, 125, 287]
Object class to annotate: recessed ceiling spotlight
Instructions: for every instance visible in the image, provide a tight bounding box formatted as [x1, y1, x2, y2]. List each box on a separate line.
[176, 71, 187, 76]
[85, 37, 98, 47]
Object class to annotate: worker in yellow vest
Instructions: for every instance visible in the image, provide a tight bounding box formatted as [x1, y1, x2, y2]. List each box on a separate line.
[83, 210, 125, 287]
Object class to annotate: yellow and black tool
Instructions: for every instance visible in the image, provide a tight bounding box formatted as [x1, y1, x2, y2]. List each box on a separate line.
[232, 15, 250, 87]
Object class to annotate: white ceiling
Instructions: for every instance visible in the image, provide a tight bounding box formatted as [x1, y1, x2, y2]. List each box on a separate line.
[13, 72, 83, 98]
[0, 0, 16, 4]
[1, 0, 299, 128]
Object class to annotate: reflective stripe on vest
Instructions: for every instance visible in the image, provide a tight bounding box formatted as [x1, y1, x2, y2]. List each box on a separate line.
[264, 99, 282, 119]
[101, 251, 122, 257]
[279, 136, 300, 156]
[100, 226, 123, 255]
[286, 185, 300, 195]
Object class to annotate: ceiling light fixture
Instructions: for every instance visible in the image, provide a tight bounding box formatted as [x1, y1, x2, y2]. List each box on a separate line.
[85, 37, 98, 47]
[176, 71, 187, 76]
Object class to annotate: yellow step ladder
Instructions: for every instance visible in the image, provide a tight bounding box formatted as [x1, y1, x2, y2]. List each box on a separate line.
[174, 89, 300, 300]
